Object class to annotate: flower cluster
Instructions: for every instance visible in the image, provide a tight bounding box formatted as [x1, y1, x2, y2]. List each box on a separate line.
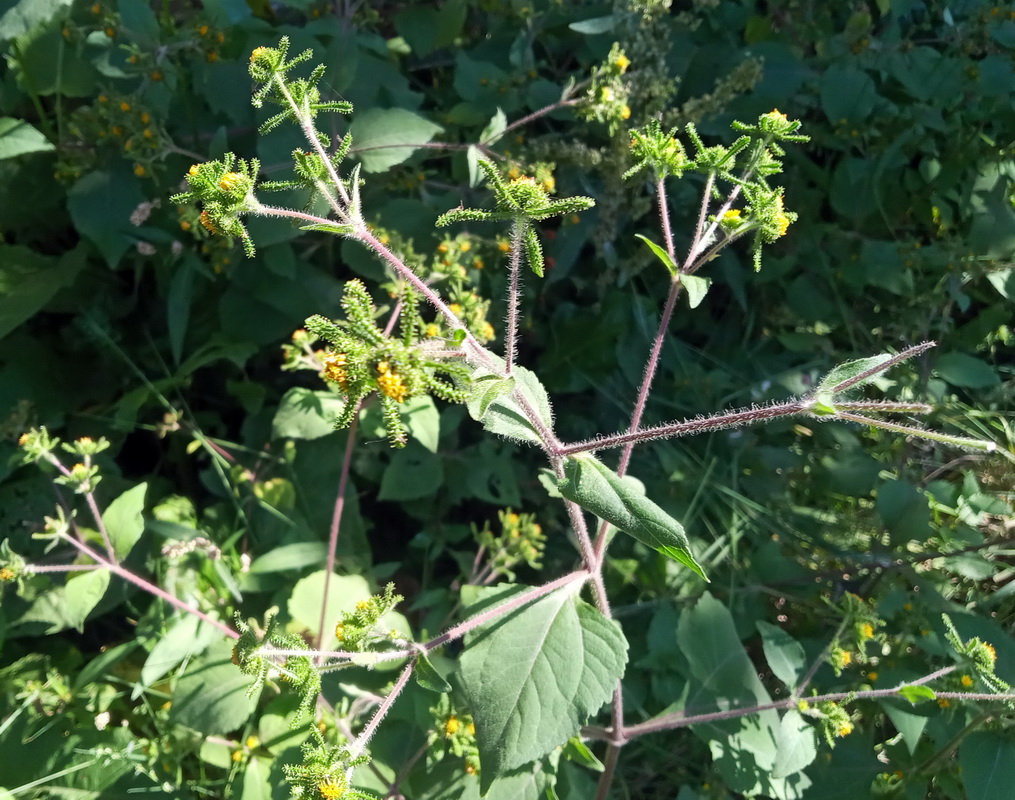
[232, 612, 322, 727]
[578, 42, 634, 132]
[305, 280, 471, 447]
[437, 159, 594, 277]
[474, 509, 546, 580]
[430, 695, 480, 776]
[333, 583, 405, 653]
[282, 741, 376, 800]
[170, 154, 262, 256]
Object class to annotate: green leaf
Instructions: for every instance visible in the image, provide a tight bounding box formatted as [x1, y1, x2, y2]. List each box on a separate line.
[0, 0, 72, 42]
[139, 614, 219, 690]
[167, 255, 196, 365]
[350, 108, 444, 173]
[170, 641, 258, 735]
[299, 222, 356, 236]
[102, 482, 147, 560]
[378, 442, 444, 501]
[0, 244, 85, 342]
[556, 454, 707, 581]
[960, 731, 1015, 800]
[248, 542, 327, 574]
[934, 352, 1000, 389]
[635, 234, 677, 277]
[897, 684, 936, 704]
[470, 375, 516, 420]
[820, 64, 877, 124]
[881, 699, 930, 755]
[771, 710, 817, 779]
[562, 737, 604, 772]
[680, 274, 711, 308]
[414, 652, 452, 693]
[816, 353, 895, 396]
[272, 388, 348, 440]
[67, 166, 146, 267]
[239, 755, 273, 800]
[63, 568, 111, 632]
[568, 14, 621, 34]
[0, 118, 53, 159]
[757, 621, 806, 689]
[402, 394, 440, 453]
[458, 582, 627, 791]
[466, 354, 553, 446]
[480, 107, 508, 146]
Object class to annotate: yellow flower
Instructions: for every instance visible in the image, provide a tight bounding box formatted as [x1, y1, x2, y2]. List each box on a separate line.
[835, 721, 853, 737]
[613, 53, 630, 73]
[600, 86, 614, 102]
[448, 303, 463, 316]
[620, 105, 631, 120]
[318, 777, 346, 799]
[133, 164, 146, 177]
[445, 716, 460, 736]
[425, 323, 439, 338]
[722, 209, 743, 224]
[867, 671, 878, 682]
[231, 749, 243, 762]
[218, 172, 245, 191]
[764, 108, 789, 124]
[206, 51, 219, 63]
[961, 674, 973, 687]
[459, 240, 471, 252]
[937, 698, 951, 708]
[150, 70, 163, 81]
[356, 599, 371, 611]
[98, 94, 108, 104]
[198, 24, 209, 36]
[985, 642, 997, 663]
[860, 623, 874, 640]
[0, 567, 16, 581]
[18, 432, 29, 446]
[773, 195, 791, 237]
[199, 210, 218, 233]
[497, 239, 511, 252]
[480, 321, 495, 341]
[143, 128, 154, 139]
[377, 370, 407, 402]
[245, 735, 259, 749]
[140, 112, 151, 124]
[104, 26, 116, 37]
[91, 3, 101, 13]
[120, 101, 131, 112]
[334, 622, 345, 642]
[322, 353, 349, 390]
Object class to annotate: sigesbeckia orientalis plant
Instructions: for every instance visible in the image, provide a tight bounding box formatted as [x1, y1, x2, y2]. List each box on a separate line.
[166, 34, 998, 798]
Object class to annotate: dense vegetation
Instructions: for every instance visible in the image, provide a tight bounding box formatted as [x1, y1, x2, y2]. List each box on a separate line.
[1, 1, 1014, 799]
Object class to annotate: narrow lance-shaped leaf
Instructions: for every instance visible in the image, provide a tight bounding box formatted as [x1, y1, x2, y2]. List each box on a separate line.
[556, 454, 708, 581]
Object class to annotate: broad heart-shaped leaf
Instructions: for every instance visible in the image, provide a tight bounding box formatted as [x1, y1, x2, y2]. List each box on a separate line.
[457, 582, 627, 792]
[272, 387, 348, 440]
[466, 352, 553, 446]
[0, 243, 86, 342]
[771, 710, 817, 779]
[63, 568, 111, 632]
[102, 482, 147, 560]
[138, 613, 219, 692]
[170, 640, 258, 735]
[556, 454, 707, 581]
[680, 273, 712, 308]
[815, 353, 895, 396]
[0, 117, 53, 159]
[959, 731, 1015, 800]
[349, 108, 444, 173]
[677, 593, 807, 798]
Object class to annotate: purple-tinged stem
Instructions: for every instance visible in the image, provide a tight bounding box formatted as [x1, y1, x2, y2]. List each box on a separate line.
[315, 412, 359, 657]
[57, 532, 237, 639]
[561, 400, 808, 456]
[348, 661, 415, 758]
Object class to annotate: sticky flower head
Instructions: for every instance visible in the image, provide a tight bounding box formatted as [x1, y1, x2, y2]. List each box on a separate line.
[624, 120, 690, 180]
[282, 741, 376, 800]
[305, 281, 471, 447]
[436, 159, 594, 277]
[171, 154, 261, 256]
[248, 37, 352, 141]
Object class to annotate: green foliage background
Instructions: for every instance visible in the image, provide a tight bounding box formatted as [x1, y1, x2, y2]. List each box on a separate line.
[1, 0, 1014, 798]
